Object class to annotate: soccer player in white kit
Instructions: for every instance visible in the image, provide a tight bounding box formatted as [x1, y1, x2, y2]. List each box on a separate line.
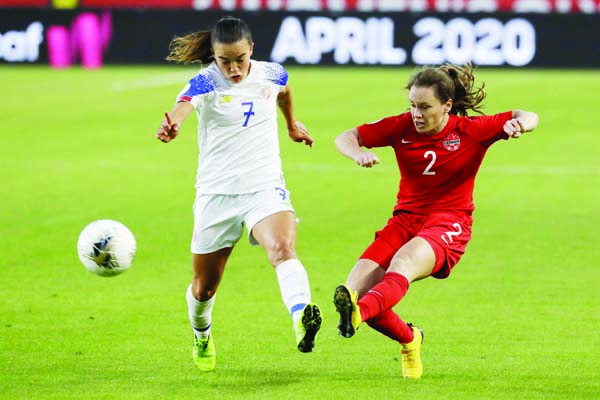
[156, 17, 321, 371]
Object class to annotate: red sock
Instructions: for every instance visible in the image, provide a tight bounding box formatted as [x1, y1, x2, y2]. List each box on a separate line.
[358, 272, 409, 321]
[366, 309, 415, 344]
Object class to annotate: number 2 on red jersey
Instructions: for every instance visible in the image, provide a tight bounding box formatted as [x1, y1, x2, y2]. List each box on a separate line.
[423, 150, 436, 175]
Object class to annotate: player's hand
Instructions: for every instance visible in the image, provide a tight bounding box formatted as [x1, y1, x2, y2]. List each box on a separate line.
[288, 121, 314, 147]
[156, 111, 180, 143]
[355, 152, 380, 168]
[504, 118, 525, 139]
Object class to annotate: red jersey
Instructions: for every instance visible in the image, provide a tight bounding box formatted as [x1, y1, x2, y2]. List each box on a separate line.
[357, 111, 513, 214]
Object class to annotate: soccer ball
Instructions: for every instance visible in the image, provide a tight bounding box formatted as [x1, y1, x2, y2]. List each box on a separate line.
[77, 219, 136, 277]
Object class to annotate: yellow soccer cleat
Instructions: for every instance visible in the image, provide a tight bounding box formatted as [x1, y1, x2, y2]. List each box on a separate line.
[401, 323, 424, 379]
[333, 284, 362, 338]
[193, 334, 216, 372]
[296, 303, 322, 353]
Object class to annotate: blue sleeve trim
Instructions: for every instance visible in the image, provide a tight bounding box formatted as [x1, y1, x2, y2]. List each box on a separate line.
[264, 62, 288, 87]
[184, 72, 216, 97]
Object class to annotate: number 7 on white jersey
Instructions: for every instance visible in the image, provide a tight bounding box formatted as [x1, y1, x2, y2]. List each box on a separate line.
[242, 101, 255, 127]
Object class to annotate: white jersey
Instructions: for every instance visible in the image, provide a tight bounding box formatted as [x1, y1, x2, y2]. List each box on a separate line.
[177, 60, 288, 194]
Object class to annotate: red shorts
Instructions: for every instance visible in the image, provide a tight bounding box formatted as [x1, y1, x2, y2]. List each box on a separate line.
[360, 211, 473, 279]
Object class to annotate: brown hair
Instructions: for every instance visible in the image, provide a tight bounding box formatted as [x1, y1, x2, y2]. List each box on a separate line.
[406, 63, 486, 116]
[166, 17, 253, 65]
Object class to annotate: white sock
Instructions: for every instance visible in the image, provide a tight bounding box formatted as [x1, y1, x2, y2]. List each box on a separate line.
[186, 284, 215, 340]
[275, 259, 311, 328]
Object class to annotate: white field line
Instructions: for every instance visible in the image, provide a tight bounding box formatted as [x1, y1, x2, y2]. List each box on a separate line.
[484, 166, 599, 175]
[6, 159, 599, 176]
[285, 163, 600, 175]
[111, 71, 197, 92]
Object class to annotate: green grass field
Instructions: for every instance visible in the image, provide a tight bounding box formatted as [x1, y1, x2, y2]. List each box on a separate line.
[1, 65, 598, 399]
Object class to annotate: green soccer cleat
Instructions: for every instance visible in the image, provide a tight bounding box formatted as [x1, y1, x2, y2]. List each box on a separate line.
[401, 323, 424, 379]
[296, 303, 322, 353]
[333, 284, 362, 338]
[193, 334, 216, 372]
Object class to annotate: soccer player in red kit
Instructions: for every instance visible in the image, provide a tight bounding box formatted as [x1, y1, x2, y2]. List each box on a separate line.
[332, 63, 539, 379]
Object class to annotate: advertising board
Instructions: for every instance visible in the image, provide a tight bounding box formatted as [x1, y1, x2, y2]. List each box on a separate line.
[0, 10, 598, 68]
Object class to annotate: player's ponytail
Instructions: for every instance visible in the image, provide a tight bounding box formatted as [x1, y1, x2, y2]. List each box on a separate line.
[166, 31, 213, 65]
[166, 17, 253, 65]
[440, 63, 486, 116]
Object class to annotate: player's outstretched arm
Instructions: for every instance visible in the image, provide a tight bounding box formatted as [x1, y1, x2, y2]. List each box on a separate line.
[277, 85, 314, 147]
[156, 101, 194, 143]
[504, 109, 539, 139]
[335, 128, 380, 168]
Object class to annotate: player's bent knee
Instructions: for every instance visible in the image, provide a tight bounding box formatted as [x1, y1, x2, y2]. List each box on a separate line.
[265, 240, 297, 266]
[388, 257, 430, 283]
[191, 281, 217, 301]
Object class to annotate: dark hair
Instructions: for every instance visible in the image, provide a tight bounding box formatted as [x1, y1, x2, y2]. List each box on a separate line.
[406, 63, 486, 116]
[166, 17, 253, 65]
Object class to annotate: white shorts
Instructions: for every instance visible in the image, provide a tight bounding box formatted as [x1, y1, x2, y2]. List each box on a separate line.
[191, 185, 295, 254]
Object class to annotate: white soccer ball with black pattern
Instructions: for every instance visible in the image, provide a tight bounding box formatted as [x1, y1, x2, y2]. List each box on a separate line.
[77, 219, 136, 277]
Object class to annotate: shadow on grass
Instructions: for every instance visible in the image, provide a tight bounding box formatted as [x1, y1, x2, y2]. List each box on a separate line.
[176, 365, 317, 396]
